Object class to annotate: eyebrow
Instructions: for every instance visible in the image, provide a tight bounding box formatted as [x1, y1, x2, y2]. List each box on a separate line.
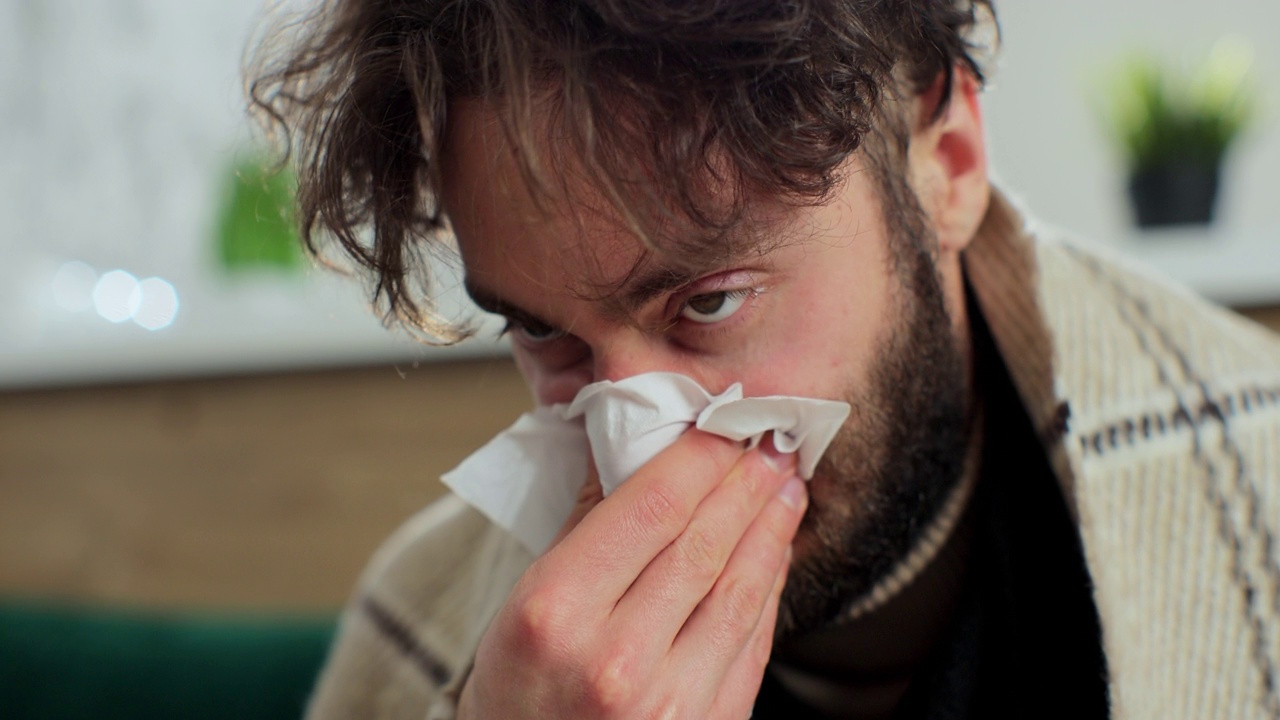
[461, 212, 790, 331]
[604, 264, 703, 318]
[463, 262, 704, 331]
[465, 281, 555, 331]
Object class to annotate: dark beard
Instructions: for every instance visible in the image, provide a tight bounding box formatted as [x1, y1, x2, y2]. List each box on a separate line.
[773, 209, 971, 640]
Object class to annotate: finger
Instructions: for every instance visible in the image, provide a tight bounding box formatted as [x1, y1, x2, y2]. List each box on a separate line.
[550, 448, 604, 548]
[603, 557, 789, 720]
[611, 438, 796, 646]
[669, 476, 806, 678]
[550, 428, 746, 598]
[707, 548, 791, 720]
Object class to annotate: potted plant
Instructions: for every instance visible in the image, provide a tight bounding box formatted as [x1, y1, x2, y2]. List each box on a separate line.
[1103, 39, 1257, 228]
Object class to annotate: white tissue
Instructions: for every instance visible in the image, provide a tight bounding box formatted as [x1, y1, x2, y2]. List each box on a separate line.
[441, 372, 851, 555]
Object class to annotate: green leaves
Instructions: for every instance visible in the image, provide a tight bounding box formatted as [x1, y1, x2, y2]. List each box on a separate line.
[1102, 38, 1257, 173]
[215, 154, 302, 272]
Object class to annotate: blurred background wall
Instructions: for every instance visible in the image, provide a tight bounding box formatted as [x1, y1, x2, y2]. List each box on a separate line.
[986, 1, 1280, 244]
[0, 0, 1277, 700]
[0, 0, 521, 614]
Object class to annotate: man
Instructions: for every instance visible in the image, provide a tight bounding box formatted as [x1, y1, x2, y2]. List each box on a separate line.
[252, 1, 1280, 718]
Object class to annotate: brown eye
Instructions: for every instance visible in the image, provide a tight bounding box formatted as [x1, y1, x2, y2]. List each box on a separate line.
[679, 289, 750, 324]
[687, 293, 726, 315]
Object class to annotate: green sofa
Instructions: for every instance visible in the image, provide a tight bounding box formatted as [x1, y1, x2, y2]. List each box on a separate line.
[0, 600, 335, 720]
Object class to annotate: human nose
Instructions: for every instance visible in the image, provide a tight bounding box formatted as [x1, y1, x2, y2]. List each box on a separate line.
[590, 334, 683, 385]
[522, 331, 704, 406]
[518, 333, 667, 406]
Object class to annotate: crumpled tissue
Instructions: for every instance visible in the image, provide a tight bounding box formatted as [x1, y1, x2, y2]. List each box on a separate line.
[441, 372, 851, 555]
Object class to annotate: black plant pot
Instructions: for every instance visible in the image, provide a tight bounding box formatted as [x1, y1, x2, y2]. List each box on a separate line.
[1127, 162, 1221, 228]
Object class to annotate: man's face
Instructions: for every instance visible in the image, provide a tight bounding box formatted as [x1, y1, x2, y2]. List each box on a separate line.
[442, 101, 969, 638]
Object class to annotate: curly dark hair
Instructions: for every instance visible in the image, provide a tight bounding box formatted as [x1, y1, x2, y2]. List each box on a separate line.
[249, 0, 997, 340]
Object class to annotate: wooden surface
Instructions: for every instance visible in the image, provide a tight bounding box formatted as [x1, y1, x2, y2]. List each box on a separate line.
[1241, 305, 1280, 333]
[0, 359, 531, 614]
[1, 308, 1276, 615]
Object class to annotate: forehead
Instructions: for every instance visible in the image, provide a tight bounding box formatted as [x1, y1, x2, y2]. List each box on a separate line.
[441, 100, 648, 292]
[439, 99, 793, 296]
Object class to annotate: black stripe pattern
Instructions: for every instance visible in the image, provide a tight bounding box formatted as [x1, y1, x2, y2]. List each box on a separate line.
[361, 595, 452, 687]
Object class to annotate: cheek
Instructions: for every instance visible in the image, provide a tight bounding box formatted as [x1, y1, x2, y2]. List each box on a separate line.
[737, 265, 892, 401]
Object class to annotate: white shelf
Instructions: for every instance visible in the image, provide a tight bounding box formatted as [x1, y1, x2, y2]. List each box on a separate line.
[0, 264, 510, 391]
[3, 226, 1276, 390]
[1109, 226, 1280, 308]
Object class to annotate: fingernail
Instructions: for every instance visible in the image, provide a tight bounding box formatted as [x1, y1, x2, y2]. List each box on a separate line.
[760, 444, 797, 474]
[778, 476, 807, 511]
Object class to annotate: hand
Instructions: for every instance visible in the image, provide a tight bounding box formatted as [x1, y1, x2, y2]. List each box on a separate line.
[457, 430, 808, 719]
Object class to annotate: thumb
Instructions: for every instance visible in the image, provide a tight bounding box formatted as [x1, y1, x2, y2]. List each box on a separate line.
[550, 449, 604, 547]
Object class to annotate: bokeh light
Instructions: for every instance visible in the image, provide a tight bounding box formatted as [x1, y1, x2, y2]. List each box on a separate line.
[92, 270, 142, 323]
[133, 277, 180, 331]
[53, 262, 181, 331]
[50, 261, 98, 313]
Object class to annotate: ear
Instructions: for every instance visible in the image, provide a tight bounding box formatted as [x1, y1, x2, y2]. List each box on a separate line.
[908, 68, 990, 255]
